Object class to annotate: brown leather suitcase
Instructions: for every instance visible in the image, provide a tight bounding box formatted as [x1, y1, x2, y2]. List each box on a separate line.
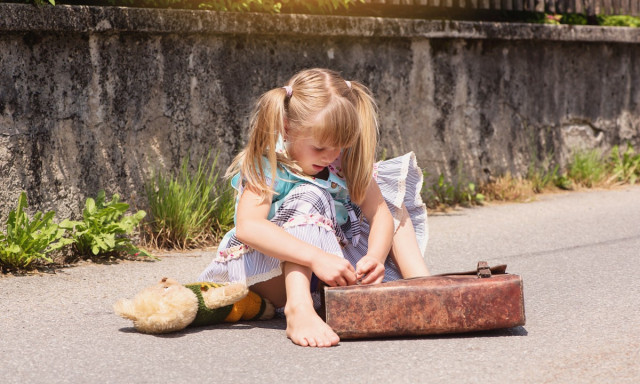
[323, 262, 525, 339]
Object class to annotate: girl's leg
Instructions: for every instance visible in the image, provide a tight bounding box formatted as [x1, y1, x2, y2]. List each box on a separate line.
[282, 262, 340, 347]
[250, 274, 287, 308]
[390, 204, 430, 278]
[246, 184, 342, 346]
[250, 263, 339, 348]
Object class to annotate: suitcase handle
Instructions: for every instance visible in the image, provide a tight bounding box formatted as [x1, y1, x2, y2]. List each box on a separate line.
[432, 262, 508, 278]
[477, 261, 492, 278]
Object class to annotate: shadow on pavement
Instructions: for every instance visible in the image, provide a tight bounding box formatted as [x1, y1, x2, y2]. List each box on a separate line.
[339, 326, 528, 343]
[117, 318, 287, 338]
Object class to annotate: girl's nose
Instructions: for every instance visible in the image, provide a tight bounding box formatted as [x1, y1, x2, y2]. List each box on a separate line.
[324, 148, 341, 163]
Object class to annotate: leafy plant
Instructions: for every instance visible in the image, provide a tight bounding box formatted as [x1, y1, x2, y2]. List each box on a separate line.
[544, 14, 562, 25]
[60, 191, 148, 258]
[606, 143, 640, 185]
[553, 172, 573, 190]
[566, 149, 607, 188]
[423, 172, 484, 210]
[527, 161, 572, 192]
[0, 192, 71, 271]
[561, 13, 588, 25]
[145, 152, 232, 249]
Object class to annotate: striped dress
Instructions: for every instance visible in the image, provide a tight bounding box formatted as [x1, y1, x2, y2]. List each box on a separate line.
[198, 152, 428, 286]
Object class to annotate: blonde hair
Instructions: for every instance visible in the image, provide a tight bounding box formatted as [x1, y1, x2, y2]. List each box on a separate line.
[227, 68, 378, 205]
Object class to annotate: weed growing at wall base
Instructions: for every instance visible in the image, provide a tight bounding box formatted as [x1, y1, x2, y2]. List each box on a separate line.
[144, 153, 234, 250]
[60, 190, 149, 260]
[567, 149, 607, 188]
[422, 172, 485, 210]
[606, 144, 640, 185]
[425, 143, 640, 211]
[0, 192, 72, 271]
[480, 173, 536, 203]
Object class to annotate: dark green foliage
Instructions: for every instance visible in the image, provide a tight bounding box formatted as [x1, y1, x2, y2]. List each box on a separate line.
[561, 13, 588, 25]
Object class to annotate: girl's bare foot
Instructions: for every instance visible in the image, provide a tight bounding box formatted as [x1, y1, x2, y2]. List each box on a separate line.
[285, 303, 340, 347]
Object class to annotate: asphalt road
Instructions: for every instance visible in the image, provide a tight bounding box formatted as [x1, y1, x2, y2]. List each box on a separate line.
[1, 186, 639, 383]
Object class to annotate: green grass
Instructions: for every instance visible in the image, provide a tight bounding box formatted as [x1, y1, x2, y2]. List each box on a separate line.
[144, 153, 234, 249]
[606, 143, 640, 185]
[422, 172, 484, 211]
[566, 149, 607, 188]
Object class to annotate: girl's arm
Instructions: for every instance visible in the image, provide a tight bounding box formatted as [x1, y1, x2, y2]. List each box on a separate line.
[235, 185, 357, 287]
[356, 179, 395, 284]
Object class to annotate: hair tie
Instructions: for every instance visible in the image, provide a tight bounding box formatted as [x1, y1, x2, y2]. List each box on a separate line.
[345, 80, 352, 89]
[282, 85, 293, 98]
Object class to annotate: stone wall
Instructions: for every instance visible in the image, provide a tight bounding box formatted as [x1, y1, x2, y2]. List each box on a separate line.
[1, 3, 639, 218]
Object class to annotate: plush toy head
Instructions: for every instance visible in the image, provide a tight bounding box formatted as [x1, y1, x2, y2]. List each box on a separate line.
[114, 277, 200, 334]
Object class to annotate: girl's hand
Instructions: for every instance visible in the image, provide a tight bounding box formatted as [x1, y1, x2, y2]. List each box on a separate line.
[311, 252, 357, 287]
[355, 255, 385, 285]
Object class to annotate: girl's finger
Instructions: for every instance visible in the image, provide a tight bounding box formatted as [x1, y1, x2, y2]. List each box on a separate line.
[345, 271, 357, 285]
[362, 265, 384, 285]
[356, 260, 372, 275]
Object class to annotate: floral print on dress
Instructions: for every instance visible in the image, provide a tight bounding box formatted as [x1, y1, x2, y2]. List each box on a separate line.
[282, 213, 335, 233]
[328, 158, 345, 181]
[214, 244, 250, 263]
[372, 162, 380, 181]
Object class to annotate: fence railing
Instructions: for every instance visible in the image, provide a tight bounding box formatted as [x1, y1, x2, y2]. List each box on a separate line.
[361, 0, 640, 16]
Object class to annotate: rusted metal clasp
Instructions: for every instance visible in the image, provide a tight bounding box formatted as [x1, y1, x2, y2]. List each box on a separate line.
[477, 261, 492, 278]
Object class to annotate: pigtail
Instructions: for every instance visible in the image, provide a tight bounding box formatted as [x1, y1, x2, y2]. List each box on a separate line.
[226, 87, 289, 200]
[342, 81, 379, 205]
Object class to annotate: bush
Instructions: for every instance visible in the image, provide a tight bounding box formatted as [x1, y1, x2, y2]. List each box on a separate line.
[598, 15, 640, 27]
[567, 149, 607, 188]
[606, 143, 640, 185]
[60, 191, 148, 259]
[0, 192, 71, 271]
[145, 153, 233, 249]
[423, 173, 484, 210]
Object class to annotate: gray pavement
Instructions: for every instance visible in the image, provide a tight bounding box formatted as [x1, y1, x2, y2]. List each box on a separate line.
[1, 186, 639, 383]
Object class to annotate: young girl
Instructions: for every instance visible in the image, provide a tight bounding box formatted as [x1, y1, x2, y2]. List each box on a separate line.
[199, 68, 429, 347]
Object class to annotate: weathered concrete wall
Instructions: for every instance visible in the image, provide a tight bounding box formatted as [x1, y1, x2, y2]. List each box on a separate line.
[1, 3, 639, 218]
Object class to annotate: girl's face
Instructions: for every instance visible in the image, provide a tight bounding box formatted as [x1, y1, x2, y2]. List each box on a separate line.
[287, 133, 342, 176]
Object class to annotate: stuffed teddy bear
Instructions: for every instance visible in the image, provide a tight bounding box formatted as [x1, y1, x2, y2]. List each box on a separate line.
[114, 277, 275, 334]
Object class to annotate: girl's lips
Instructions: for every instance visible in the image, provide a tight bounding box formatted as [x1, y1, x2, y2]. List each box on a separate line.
[312, 164, 324, 171]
